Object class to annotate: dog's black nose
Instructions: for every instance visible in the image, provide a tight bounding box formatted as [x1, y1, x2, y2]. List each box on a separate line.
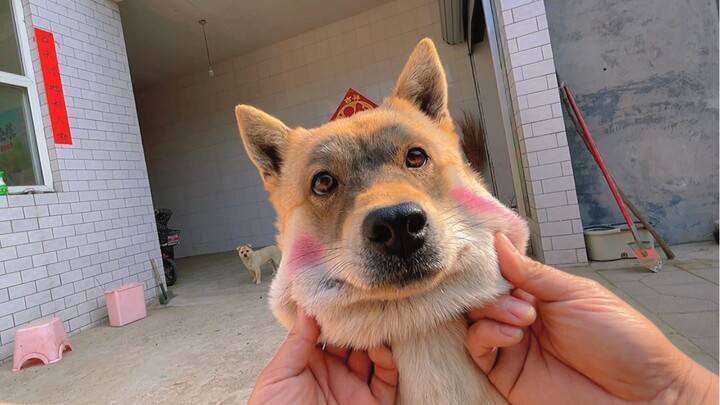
[363, 202, 427, 259]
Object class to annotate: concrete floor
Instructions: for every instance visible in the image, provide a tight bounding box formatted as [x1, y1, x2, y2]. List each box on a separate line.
[0, 251, 286, 404]
[0, 243, 717, 404]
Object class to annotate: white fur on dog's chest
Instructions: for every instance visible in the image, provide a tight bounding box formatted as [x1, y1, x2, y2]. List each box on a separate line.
[391, 317, 507, 405]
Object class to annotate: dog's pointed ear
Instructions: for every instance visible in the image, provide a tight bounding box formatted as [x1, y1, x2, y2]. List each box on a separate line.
[236, 105, 290, 191]
[393, 38, 449, 122]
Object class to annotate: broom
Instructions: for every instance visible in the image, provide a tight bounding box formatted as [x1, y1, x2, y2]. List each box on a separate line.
[151, 259, 174, 304]
[558, 77, 662, 272]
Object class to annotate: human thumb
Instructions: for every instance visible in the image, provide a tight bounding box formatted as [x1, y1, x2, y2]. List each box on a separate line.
[258, 305, 320, 381]
[495, 233, 589, 302]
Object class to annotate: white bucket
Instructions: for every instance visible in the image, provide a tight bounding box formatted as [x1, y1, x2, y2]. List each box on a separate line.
[583, 223, 655, 261]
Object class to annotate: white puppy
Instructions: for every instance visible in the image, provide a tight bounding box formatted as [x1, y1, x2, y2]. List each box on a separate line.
[236, 244, 281, 284]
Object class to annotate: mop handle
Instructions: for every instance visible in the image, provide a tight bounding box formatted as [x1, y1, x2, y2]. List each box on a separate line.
[560, 83, 642, 244]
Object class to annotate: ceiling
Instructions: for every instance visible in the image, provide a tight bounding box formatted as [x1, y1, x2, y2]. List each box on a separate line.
[119, 0, 392, 90]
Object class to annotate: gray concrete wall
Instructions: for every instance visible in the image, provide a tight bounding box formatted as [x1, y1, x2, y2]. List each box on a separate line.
[545, 0, 719, 244]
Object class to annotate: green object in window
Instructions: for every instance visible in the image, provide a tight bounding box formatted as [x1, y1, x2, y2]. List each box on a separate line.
[0, 171, 7, 195]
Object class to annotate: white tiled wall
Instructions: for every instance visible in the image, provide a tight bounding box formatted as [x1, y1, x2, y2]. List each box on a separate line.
[492, 0, 587, 265]
[137, 0, 486, 258]
[0, 0, 161, 363]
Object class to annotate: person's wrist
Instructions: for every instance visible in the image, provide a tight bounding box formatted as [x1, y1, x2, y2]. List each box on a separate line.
[663, 356, 718, 404]
[681, 362, 719, 404]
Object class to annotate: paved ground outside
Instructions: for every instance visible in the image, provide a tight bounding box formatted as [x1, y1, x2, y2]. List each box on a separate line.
[565, 242, 718, 373]
[0, 242, 716, 404]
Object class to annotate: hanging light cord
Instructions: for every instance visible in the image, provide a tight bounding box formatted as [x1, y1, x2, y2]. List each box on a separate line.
[200, 20, 212, 68]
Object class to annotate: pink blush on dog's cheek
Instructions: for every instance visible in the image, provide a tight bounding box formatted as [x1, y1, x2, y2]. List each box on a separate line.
[453, 186, 529, 251]
[452, 187, 510, 219]
[286, 235, 325, 272]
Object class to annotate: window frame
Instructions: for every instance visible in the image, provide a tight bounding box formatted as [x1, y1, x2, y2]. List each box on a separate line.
[1, 0, 54, 193]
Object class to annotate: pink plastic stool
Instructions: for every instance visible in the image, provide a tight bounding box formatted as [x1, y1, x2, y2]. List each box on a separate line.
[12, 317, 72, 372]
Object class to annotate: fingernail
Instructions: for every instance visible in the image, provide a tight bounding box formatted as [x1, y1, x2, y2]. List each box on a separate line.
[507, 299, 535, 320]
[499, 324, 523, 338]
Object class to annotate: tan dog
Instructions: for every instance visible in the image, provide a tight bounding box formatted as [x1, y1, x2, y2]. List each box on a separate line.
[236, 244, 281, 284]
[235, 38, 529, 404]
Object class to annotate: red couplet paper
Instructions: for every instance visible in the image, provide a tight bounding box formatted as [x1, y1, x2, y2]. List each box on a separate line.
[329, 88, 379, 121]
[35, 28, 72, 145]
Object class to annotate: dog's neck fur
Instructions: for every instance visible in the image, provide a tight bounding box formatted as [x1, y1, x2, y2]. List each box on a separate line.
[393, 317, 507, 405]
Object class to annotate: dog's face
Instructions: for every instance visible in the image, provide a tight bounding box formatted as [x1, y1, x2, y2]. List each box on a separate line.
[236, 244, 253, 259]
[236, 39, 529, 348]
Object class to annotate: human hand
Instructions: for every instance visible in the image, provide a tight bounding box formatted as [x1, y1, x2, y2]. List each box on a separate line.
[466, 233, 719, 404]
[248, 307, 398, 405]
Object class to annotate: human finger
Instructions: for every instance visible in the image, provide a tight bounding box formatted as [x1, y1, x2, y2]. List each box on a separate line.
[258, 306, 319, 382]
[467, 295, 536, 326]
[510, 288, 537, 307]
[485, 331, 532, 394]
[347, 350, 372, 382]
[368, 346, 397, 385]
[465, 319, 523, 374]
[368, 346, 398, 405]
[496, 233, 589, 302]
[324, 344, 350, 362]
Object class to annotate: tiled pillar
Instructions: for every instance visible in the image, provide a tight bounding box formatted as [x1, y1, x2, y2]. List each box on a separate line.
[491, 0, 587, 266]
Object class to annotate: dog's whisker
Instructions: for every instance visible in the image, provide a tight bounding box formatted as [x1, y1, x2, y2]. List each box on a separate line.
[307, 259, 357, 312]
[281, 249, 345, 273]
[276, 247, 347, 272]
[276, 250, 354, 299]
[275, 240, 352, 268]
[277, 251, 349, 300]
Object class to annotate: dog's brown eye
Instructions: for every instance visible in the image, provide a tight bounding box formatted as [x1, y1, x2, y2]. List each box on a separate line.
[406, 148, 428, 168]
[312, 172, 338, 195]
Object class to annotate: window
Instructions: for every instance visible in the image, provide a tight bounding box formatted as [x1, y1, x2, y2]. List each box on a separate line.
[0, 0, 53, 193]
